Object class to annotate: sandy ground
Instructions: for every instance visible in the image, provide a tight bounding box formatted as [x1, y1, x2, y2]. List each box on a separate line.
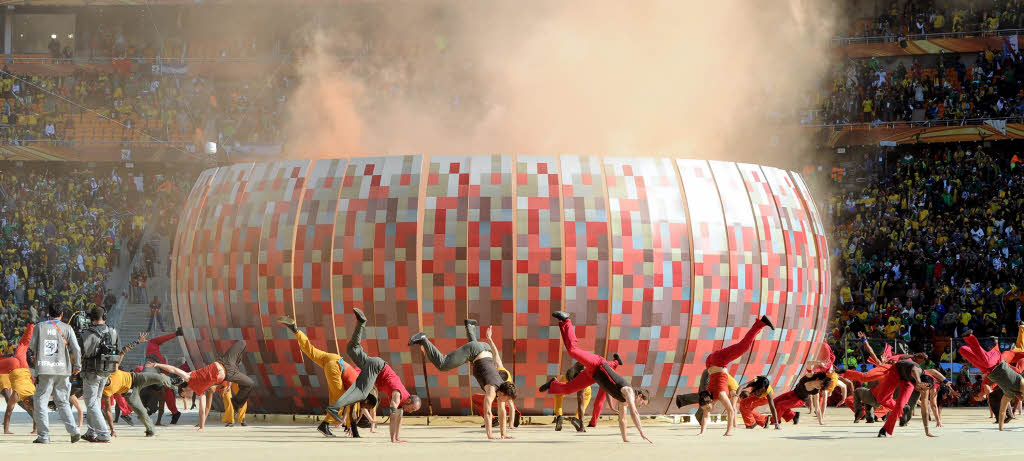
[0, 408, 1022, 460]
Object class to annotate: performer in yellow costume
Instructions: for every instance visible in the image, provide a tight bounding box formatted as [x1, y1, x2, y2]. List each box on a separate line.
[278, 315, 371, 438]
[0, 323, 35, 434]
[552, 361, 591, 432]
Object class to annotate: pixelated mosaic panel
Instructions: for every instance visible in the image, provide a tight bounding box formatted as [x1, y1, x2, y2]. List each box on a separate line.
[467, 154, 516, 402]
[763, 166, 818, 391]
[335, 156, 423, 403]
[791, 173, 831, 367]
[632, 158, 689, 413]
[193, 164, 254, 367]
[212, 162, 269, 410]
[226, 162, 263, 340]
[420, 155, 474, 415]
[289, 158, 347, 411]
[171, 168, 217, 370]
[602, 157, 689, 412]
[557, 155, 610, 413]
[513, 155, 563, 412]
[709, 161, 763, 385]
[255, 161, 309, 407]
[673, 159, 730, 399]
[736, 163, 788, 383]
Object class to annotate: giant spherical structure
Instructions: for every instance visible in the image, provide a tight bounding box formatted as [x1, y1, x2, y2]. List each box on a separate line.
[170, 155, 830, 415]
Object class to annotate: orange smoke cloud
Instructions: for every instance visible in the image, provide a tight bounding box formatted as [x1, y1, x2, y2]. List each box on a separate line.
[281, 0, 838, 168]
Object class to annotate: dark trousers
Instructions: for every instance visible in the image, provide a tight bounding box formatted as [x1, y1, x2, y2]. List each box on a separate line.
[218, 340, 254, 409]
[419, 322, 488, 372]
[126, 371, 173, 433]
[853, 387, 878, 420]
[326, 320, 385, 416]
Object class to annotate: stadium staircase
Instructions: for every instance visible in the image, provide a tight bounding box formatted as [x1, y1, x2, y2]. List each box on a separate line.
[111, 234, 186, 370]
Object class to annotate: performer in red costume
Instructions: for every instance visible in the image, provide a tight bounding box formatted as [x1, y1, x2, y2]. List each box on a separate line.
[696, 316, 774, 436]
[540, 312, 651, 443]
[142, 328, 184, 425]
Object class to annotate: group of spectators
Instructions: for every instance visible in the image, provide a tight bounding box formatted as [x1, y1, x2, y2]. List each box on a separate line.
[0, 164, 193, 356]
[816, 46, 1024, 125]
[840, 0, 1024, 40]
[824, 143, 1024, 371]
[0, 63, 289, 148]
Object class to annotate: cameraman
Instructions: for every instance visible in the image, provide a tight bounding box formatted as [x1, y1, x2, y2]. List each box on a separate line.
[29, 302, 81, 444]
[80, 306, 118, 443]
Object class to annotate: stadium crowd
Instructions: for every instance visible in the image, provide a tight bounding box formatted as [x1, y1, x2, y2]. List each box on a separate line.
[0, 164, 193, 356]
[825, 143, 1024, 371]
[817, 47, 1024, 124]
[840, 0, 1024, 39]
[0, 66, 287, 148]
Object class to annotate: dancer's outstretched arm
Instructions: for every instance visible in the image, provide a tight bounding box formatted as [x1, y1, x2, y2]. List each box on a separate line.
[197, 391, 209, 430]
[483, 386, 497, 440]
[389, 390, 405, 443]
[767, 392, 780, 429]
[148, 362, 190, 380]
[485, 326, 516, 429]
[921, 389, 936, 437]
[998, 394, 1011, 431]
[622, 387, 651, 443]
[485, 326, 504, 370]
[857, 332, 880, 365]
[3, 391, 16, 434]
[498, 397, 510, 439]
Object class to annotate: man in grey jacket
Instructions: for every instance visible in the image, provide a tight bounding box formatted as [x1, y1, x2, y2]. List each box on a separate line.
[80, 306, 117, 443]
[28, 303, 82, 444]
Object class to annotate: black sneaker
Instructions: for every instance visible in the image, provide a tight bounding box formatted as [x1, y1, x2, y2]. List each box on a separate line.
[170, 412, 181, 425]
[552, 311, 571, 322]
[175, 327, 184, 337]
[465, 318, 478, 327]
[225, 423, 234, 427]
[612, 354, 623, 366]
[513, 412, 520, 428]
[792, 412, 800, 425]
[877, 428, 887, 438]
[122, 414, 134, 426]
[145, 430, 155, 437]
[761, 419, 770, 429]
[350, 423, 360, 438]
[240, 422, 247, 427]
[761, 315, 775, 330]
[675, 394, 685, 408]
[353, 308, 367, 323]
[554, 415, 563, 431]
[71, 434, 81, 444]
[570, 417, 584, 432]
[317, 421, 336, 438]
[408, 332, 427, 346]
[539, 377, 555, 393]
[82, 434, 98, 443]
[32, 438, 49, 444]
